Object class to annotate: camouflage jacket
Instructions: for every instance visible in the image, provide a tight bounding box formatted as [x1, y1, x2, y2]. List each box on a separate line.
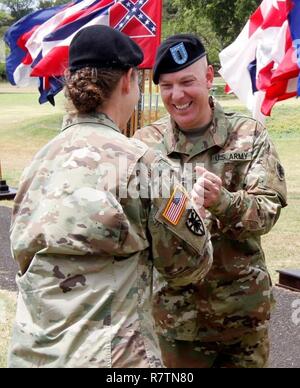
[134, 100, 287, 342]
[9, 113, 212, 368]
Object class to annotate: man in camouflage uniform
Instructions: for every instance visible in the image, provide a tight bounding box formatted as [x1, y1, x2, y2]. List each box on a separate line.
[134, 34, 287, 368]
[8, 27, 212, 368]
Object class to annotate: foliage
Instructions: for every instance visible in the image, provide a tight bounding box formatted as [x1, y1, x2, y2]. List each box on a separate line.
[0, 63, 6, 80]
[198, 0, 261, 46]
[164, 0, 261, 48]
[0, 0, 68, 21]
[162, 0, 221, 65]
[38, 0, 69, 9]
[0, 0, 33, 21]
[0, 10, 12, 27]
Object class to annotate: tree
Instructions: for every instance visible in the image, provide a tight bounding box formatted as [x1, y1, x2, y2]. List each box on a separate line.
[38, 0, 69, 9]
[198, 0, 261, 46]
[162, 0, 222, 65]
[0, 10, 13, 27]
[0, 0, 34, 21]
[164, 0, 261, 47]
[0, 10, 13, 79]
[163, 0, 177, 19]
[0, 0, 68, 20]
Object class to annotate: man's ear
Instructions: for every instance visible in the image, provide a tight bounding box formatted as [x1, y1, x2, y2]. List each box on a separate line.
[206, 65, 214, 89]
[121, 68, 134, 95]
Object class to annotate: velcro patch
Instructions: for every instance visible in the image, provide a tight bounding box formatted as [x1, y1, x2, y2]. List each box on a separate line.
[212, 152, 252, 163]
[186, 210, 206, 236]
[162, 186, 188, 226]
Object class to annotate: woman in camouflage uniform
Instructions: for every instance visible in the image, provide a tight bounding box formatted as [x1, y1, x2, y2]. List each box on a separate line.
[8, 26, 212, 368]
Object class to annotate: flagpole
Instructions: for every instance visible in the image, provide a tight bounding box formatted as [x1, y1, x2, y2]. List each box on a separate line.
[141, 70, 146, 128]
[149, 70, 153, 124]
[0, 160, 17, 201]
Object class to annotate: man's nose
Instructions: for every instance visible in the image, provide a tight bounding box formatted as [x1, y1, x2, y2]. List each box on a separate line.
[171, 85, 184, 101]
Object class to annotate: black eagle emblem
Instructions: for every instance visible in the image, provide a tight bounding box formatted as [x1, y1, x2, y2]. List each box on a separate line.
[186, 210, 205, 236]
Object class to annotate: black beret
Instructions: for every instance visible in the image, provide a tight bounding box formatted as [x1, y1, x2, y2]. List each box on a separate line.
[153, 34, 206, 84]
[69, 25, 144, 72]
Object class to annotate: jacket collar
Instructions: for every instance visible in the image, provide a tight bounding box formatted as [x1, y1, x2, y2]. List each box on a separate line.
[61, 112, 121, 133]
[164, 99, 231, 159]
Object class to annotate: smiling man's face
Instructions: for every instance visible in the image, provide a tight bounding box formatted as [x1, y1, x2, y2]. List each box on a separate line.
[159, 58, 214, 131]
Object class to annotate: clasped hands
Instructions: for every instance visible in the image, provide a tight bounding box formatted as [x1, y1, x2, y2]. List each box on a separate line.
[191, 166, 223, 215]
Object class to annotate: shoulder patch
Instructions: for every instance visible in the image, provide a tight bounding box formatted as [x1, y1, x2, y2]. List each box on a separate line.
[186, 210, 205, 236]
[162, 186, 188, 226]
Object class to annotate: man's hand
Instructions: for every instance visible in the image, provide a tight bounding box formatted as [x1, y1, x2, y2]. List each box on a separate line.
[191, 166, 223, 210]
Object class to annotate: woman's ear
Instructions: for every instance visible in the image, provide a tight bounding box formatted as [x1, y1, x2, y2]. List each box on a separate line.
[121, 68, 134, 95]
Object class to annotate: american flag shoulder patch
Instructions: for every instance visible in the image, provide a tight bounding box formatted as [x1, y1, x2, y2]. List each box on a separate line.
[162, 186, 188, 226]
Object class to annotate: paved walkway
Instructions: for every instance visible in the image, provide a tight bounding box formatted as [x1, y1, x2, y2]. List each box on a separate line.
[0, 206, 18, 292]
[269, 287, 300, 368]
[0, 205, 299, 368]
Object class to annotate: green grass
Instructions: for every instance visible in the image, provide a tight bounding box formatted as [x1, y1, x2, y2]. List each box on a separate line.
[0, 83, 300, 368]
[262, 136, 300, 282]
[0, 87, 65, 187]
[221, 98, 300, 282]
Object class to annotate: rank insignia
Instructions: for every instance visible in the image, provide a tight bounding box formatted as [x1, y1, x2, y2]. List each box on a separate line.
[170, 42, 188, 65]
[186, 210, 205, 236]
[162, 186, 188, 226]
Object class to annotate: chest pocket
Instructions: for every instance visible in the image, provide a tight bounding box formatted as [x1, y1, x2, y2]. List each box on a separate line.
[211, 151, 253, 192]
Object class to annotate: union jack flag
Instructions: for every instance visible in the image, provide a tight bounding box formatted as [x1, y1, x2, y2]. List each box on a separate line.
[5, 0, 162, 104]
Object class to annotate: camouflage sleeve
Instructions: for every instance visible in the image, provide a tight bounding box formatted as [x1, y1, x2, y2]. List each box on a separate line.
[140, 150, 213, 290]
[134, 123, 167, 154]
[134, 125, 162, 146]
[208, 123, 287, 240]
